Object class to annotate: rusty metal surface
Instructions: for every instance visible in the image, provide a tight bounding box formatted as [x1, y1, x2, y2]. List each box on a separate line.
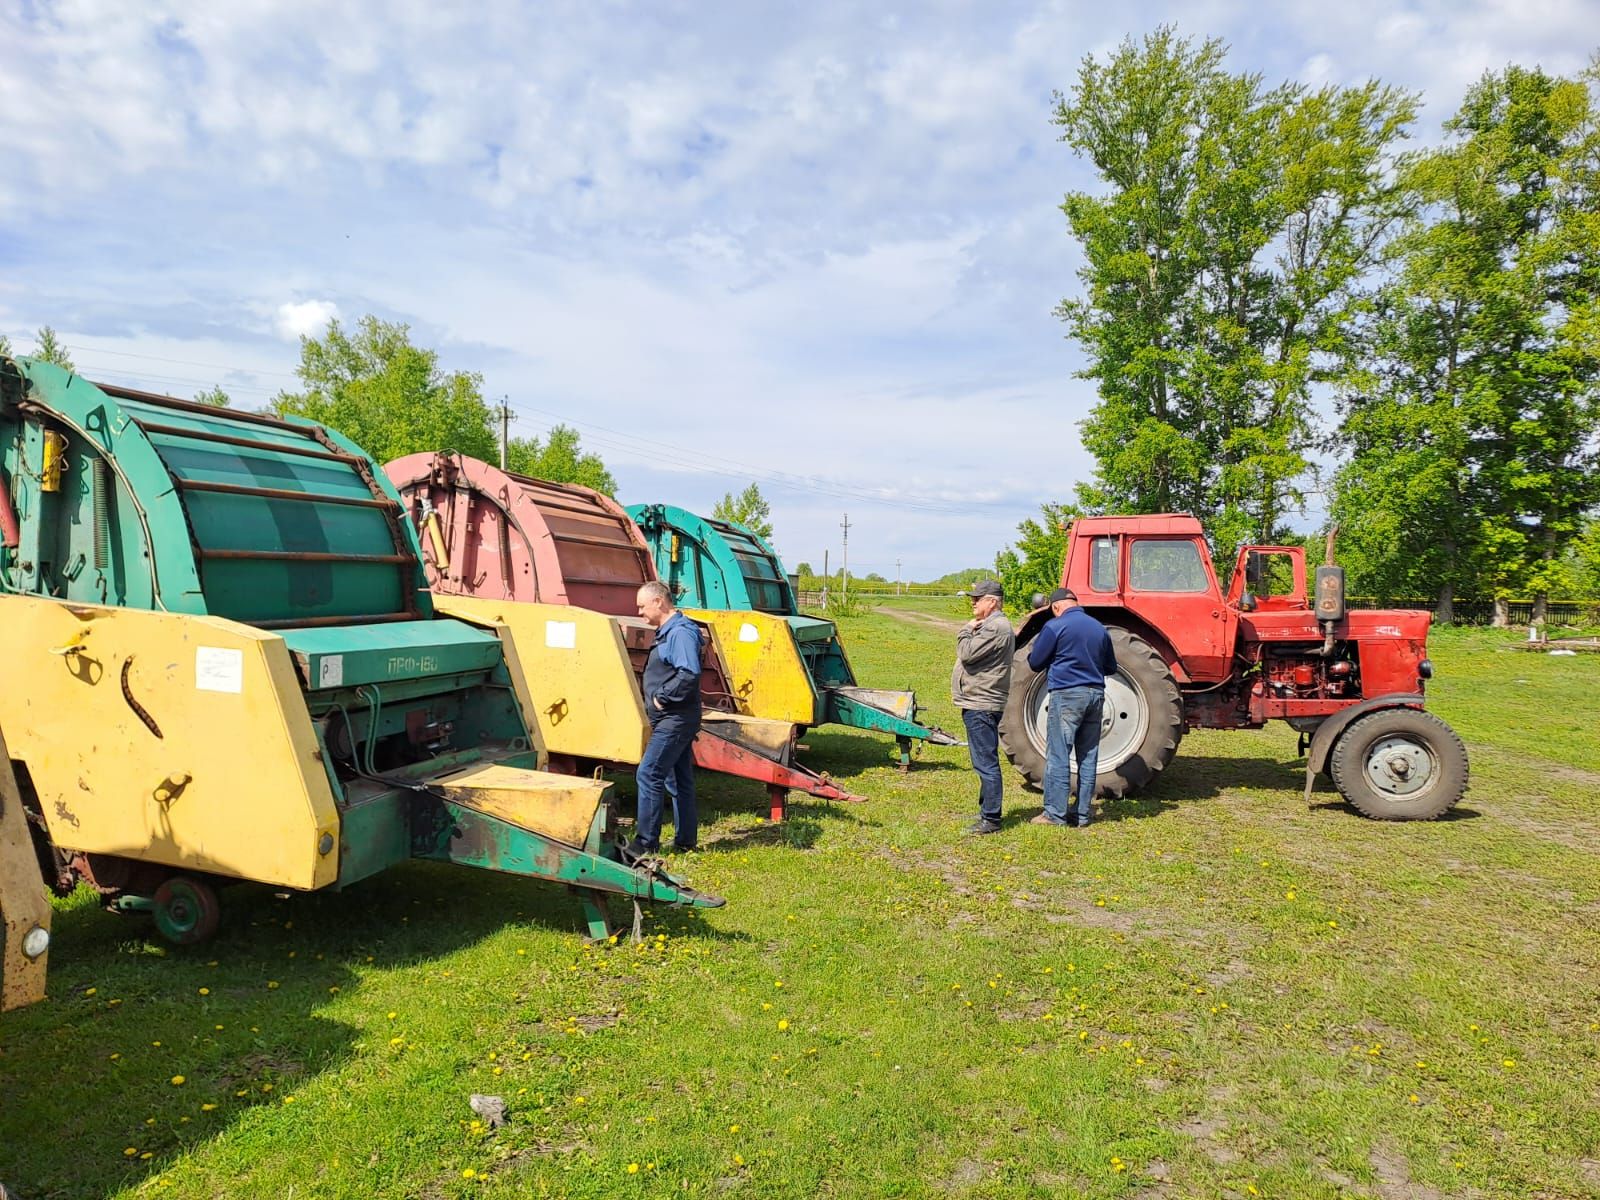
[384, 451, 655, 614]
[1, 724, 51, 1011]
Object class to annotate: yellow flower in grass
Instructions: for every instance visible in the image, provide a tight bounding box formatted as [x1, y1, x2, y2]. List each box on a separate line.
[462, 1168, 476, 1179]
[170, 1075, 186, 1086]
[627, 1163, 639, 1174]
[777, 1019, 789, 1031]
[123, 1147, 138, 1157]
[201, 1103, 217, 1112]
[198, 987, 210, 996]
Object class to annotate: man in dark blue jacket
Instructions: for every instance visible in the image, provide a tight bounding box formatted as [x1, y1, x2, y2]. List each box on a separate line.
[627, 581, 702, 856]
[1026, 588, 1117, 827]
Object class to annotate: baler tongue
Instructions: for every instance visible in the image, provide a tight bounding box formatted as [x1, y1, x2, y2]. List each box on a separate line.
[413, 760, 725, 937]
[827, 686, 964, 765]
[697, 713, 867, 821]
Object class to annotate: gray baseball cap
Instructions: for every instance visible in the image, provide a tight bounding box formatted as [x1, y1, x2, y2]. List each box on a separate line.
[964, 579, 1004, 599]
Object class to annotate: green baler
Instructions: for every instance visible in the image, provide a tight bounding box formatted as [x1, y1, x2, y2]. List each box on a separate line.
[626, 503, 958, 768]
[0, 357, 720, 944]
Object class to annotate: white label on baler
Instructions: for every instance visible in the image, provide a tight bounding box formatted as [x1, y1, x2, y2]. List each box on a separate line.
[195, 647, 243, 694]
[318, 655, 344, 688]
[739, 622, 760, 643]
[545, 620, 577, 649]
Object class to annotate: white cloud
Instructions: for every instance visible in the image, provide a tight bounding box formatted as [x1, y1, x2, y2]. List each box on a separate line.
[274, 300, 339, 341]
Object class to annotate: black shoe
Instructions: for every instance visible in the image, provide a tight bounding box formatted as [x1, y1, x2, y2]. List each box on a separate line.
[620, 839, 658, 862]
[671, 842, 697, 853]
[1073, 818, 1091, 829]
[966, 819, 1002, 835]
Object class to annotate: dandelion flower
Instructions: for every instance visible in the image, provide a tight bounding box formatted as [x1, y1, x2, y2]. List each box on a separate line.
[729, 1124, 740, 1133]
[267, 981, 279, 990]
[110, 1053, 121, 1061]
[170, 1076, 186, 1086]
[462, 1168, 476, 1179]
[1503, 1058, 1516, 1068]
[198, 987, 210, 996]
[627, 1163, 639, 1173]
[123, 1147, 138, 1157]
[777, 1019, 789, 1031]
[1285, 890, 1296, 901]
[201, 1103, 217, 1112]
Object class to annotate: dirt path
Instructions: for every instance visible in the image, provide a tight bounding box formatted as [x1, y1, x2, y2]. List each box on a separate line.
[876, 606, 967, 633]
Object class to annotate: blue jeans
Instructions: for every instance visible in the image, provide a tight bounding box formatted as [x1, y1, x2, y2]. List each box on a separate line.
[961, 708, 1004, 823]
[635, 710, 700, 850]
[1043, 687, 1104, 824]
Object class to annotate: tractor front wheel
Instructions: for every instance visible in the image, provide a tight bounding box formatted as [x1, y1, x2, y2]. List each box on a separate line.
[1328, 708, 1468, 820]
[151, 877, 221, 945]
[1000, 627, 1184, 798]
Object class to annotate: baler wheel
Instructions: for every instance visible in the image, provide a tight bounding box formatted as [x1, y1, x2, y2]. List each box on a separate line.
[1000, 627, 1183, 799]
[151, 877, 221, 945]
[1328, 708, 1468, 821]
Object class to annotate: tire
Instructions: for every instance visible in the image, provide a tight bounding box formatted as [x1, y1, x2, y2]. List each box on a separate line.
[999, 627, 1184, 798]
[151, 876, 222, 945]
[1329, 708, 1468, 821]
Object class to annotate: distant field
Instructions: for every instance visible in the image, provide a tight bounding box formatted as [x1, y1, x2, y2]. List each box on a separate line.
[2, 621, 1597, 1199]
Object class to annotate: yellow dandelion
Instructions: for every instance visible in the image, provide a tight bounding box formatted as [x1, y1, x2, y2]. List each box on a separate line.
[328, 986, 340, 994]
[777, 1019, 789, 1031]
[170, 1075, 186, 1086]
[283, 1096, 296, 1105]
[236, 1090, 248, 1097]
[574, 1095, 587, 1105]
[140, 1152, 153, 1161]
[123, 1147, 138, 1157]
[201, 1103, 217, 1112]
[733, 1154, 745, 1166]
[110, 1053, 121, 1061]
[1285, 890, 1296, 900]
[387, 1011, 397, 1019]
[198, 987, 210, 996]
[267, 981, 279, 990]
[627, 1162, 639, 1173]
[462, 1168, 476, 1179]
[729, 1124, 740, 1133]
[1327, 921, 1338, 928]
[1408, 1094, 1420, 1104]
[1503, 1058, 1516, 1068]
[85, 987, 98, 996]
[261, 1083, 273, 1092]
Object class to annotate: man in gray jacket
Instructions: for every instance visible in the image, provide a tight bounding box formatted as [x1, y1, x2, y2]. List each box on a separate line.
[952, 579, 1016, 834]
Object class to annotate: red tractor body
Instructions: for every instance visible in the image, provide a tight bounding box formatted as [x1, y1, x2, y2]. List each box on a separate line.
[999, 515, 1467, 820]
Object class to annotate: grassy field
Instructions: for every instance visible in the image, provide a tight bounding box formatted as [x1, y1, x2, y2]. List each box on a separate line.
[3, 614, 1598, 1199]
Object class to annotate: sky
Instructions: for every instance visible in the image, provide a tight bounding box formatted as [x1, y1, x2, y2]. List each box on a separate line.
[1, 1, 1593, 580]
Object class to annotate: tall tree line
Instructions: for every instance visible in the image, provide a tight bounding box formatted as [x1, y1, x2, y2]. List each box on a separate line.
[1008, 29, 1600, 620]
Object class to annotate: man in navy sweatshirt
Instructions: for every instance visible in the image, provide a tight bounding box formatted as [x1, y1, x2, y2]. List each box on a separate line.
[628, 581, 703, 856]
[1026, 588, 1117, 828]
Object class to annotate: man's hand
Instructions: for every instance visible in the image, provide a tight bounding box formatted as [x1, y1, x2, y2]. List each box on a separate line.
[653, 696, 663, 710]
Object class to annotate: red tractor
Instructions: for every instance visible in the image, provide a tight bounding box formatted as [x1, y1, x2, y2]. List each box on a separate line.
[999, 515, 1468, 820]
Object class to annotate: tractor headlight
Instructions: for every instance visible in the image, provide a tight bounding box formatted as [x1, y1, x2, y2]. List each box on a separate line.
[1418, 658, 1434, 680]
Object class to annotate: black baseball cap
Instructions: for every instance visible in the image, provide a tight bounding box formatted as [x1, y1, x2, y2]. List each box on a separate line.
[964, 579, 1004, 599]
[1046, 587, 1077, 604]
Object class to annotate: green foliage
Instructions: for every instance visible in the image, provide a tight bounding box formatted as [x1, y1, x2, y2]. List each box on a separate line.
[995, 502, 1076, 612]
[712, 483, 774, 540]
[191, 386, 230, 408]
[794, 561, 814, 577]
[1332, 65, 1600, 614]
[1055, 28, 1416, 545]
[33, 326, 75, 371]
[0, 333, 12, 357]
[273, 316, 497, 466]
[506, 425, 616, 495]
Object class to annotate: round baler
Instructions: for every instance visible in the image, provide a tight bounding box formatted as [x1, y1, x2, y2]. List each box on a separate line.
[626, 503, 959, 769]
[383, 451, 862, 822]
[0, 357, 720, 943]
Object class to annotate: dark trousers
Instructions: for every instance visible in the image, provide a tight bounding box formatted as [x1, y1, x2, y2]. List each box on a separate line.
[635, 710, 700, 851]
[962, 708, 1005, 823]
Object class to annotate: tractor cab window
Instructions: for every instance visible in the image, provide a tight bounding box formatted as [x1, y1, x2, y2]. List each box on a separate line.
[1129, 539, 1209, 593]
[1243, 551, 1298, 598]
[1088, 537, 1118, 592]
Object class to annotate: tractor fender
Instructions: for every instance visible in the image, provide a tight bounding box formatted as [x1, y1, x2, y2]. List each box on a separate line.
[1302, 693, 1424, 803]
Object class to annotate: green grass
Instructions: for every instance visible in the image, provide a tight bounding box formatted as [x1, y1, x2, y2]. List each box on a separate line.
[4, 620, 1599, 1199]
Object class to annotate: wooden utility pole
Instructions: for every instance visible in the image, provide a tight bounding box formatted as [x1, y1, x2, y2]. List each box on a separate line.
[896, 558, 902, 595]
[822, 549, 829, 606]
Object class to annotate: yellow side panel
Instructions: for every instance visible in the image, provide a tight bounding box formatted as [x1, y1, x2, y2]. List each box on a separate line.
[687, 610, 821, 726]
[0, 598, 340, 891]
[701, 712, 796, 758]
[432, 595, 649, 765]
[430, 762, 609, 848]
[1, 724, 51, 1010]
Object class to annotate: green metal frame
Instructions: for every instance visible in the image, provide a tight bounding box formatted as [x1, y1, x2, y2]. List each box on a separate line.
[627, 503, 797, 614]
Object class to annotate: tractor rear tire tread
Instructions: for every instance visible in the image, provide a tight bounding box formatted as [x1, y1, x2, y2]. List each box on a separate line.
[1000, 627, 1183, 799]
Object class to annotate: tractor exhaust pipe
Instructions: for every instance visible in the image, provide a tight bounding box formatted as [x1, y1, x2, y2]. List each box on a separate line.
[1315, 524, 1343, 656]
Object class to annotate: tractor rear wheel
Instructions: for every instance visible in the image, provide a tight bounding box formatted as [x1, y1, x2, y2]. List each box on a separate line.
[151, 877, 221, 945]
[1329, 708, 1468, 821]
[1000, 627, 1184, 798]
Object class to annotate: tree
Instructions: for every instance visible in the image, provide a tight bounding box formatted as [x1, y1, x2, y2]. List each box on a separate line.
[794, 561, 814, 578]
[994, 502, 1078, 613]
[1054, 28, 1416, 551]
[33, 326, 74, 371]
[712, 483, 774, 539]
[1332, 65, 1600, 622]
[273, 316, 497, 466]
[0, 333, 11, 357]
[505, 425, 616, 495]
[192, 386, 231, 407]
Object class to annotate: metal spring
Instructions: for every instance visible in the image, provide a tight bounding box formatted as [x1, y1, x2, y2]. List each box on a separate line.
[92, 456, 109, 570]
